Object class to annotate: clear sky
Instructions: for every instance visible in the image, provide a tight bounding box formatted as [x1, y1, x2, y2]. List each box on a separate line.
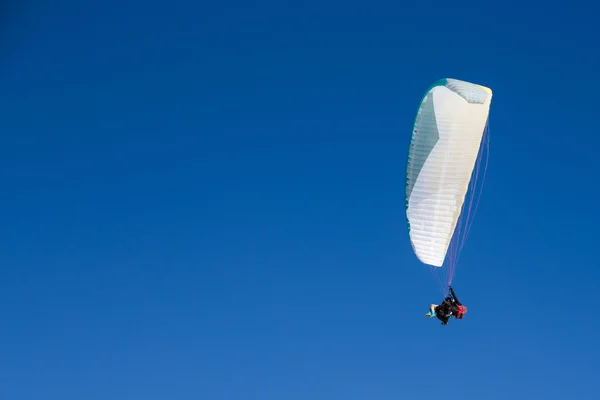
[1, 1, 598, 399]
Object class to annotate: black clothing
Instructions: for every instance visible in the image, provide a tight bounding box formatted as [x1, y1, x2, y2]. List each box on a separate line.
[449, 287, 462, 305]
[435, 287, 461, 325]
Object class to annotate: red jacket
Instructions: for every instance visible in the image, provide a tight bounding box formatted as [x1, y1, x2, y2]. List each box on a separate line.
[455, 305, 467, 319]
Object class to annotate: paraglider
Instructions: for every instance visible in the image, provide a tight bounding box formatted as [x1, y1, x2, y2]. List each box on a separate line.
[425, 287, 467, 325]
[404, 78, 492, 324]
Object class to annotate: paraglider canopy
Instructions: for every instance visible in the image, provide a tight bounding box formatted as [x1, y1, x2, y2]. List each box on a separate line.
[405, 78, 492, 289]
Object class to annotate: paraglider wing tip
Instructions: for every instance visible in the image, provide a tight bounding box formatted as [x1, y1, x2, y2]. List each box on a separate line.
[476, 84, 493, 95]
[417, 256, 443, 268]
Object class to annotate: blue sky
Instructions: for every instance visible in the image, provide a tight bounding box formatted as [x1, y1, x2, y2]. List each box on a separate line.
[0, 1, 598, 399]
